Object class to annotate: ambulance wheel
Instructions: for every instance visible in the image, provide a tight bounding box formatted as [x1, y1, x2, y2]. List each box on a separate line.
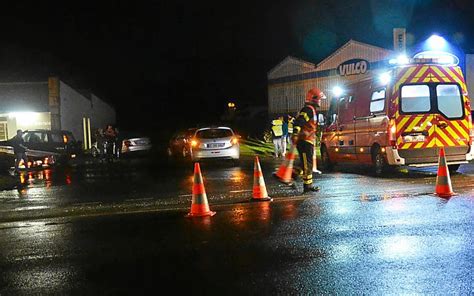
[448, 164, 460, 174]
[320, 146, 334, 171]
[372, 146, 386, 176]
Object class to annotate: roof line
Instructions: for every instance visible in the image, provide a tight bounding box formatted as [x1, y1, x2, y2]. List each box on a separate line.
[316, 39, 392, 68]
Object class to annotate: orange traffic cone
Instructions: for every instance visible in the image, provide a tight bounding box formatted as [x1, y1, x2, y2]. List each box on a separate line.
[186, 163, 216, 217]
[251, 156, 272, 202]
[273, 145, 296, 185]
[435, 147, 455, 198]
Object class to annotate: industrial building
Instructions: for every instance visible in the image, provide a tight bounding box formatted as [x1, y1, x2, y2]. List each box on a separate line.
[0, 77, 115, 149]
[268, 32, 474, 117]
[267, 39, 393, 116]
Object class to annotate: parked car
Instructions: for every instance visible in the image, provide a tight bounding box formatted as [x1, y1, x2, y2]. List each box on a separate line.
[189, 126, 240, 164]
[119, 132, 152, 156]
[167, 128, 197, 158]
[0, 129, 81, 168]
[91, 131, 152, 158]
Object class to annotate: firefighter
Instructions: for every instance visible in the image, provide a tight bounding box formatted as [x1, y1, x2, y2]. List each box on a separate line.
[291, 87, 326, 193]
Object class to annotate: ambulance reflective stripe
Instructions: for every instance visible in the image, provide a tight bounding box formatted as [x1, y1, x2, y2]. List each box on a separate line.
[392, 67, 418, 96]
[392, 65, 470, 149]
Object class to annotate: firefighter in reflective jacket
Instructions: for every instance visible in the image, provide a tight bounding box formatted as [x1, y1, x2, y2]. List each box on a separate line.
[291, 87, 326, 193]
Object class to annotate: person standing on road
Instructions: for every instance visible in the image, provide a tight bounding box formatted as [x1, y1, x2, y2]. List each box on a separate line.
[10, 129, 28, 174]
[281, 116, 288, 157]
[290, 87, 326, 193]
[271, 117, 284, 158]
[104, 125, 119, 157]
[287, 115, 294, 145]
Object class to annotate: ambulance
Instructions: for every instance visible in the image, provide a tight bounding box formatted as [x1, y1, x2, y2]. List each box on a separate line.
[320, 52, 474, 175]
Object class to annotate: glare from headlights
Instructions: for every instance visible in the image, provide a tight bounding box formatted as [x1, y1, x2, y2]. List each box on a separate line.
[191, 139, 198, 147]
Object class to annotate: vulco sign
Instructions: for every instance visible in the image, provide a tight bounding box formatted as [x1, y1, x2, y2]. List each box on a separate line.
[337, 59, 369, 76]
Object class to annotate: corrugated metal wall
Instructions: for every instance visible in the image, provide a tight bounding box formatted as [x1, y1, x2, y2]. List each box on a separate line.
[268, 40, 393, 115]
[466, 54, 474, 100]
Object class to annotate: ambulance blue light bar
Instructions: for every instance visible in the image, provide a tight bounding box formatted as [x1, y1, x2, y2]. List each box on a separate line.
[389, 51, 459, 66]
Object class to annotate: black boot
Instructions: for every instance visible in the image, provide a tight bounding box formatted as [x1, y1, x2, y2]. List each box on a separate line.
[303, 184, 320, 193]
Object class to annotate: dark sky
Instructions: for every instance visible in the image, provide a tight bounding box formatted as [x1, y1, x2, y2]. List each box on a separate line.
[1, 0, 474, 133]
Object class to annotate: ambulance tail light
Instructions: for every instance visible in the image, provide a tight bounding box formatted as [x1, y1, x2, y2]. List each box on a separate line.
[388, 119, 397, 147]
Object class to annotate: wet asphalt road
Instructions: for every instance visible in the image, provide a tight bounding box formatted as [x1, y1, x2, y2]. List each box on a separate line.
[0, 155, 474, 294]
[1, 189, 473, 294]
[0, 154, 474, 222]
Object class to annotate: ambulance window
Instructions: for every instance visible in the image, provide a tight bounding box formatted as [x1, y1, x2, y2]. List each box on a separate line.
[436, 84, 463, 118]
[370, 89, 385, 113]
[401, 85, 431, 113]
[326, 97, 338, 125]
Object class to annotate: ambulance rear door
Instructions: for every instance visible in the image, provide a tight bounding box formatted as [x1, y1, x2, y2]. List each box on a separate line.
[396, 65, 470, 163]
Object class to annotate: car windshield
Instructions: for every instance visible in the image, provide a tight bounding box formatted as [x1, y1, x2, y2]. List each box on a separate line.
[196, 128, 233, 139]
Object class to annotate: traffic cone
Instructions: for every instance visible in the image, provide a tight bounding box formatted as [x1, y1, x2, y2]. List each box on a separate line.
[312, 144, 322, 174]
[186, 162, 216, 217]
[273, 145, 296, 185]
[434, 147, 455, 198]
[251, 156, 272, 202]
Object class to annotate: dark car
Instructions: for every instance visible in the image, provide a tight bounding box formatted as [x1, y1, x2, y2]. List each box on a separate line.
[167, 128, 197, 158]
[0, 129, 82, 168]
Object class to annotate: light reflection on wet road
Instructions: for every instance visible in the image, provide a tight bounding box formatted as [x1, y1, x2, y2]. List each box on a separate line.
[0, 156, 474, 221]
[0, 190, 473, 294]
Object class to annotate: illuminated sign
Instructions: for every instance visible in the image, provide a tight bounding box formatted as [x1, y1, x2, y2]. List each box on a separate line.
[337, 59, 369, 76]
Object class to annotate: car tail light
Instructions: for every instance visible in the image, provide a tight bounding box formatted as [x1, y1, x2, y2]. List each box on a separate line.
[388, 119, 397, 147]
[44, 157, 49, 165]
[231, 137, 239, 145]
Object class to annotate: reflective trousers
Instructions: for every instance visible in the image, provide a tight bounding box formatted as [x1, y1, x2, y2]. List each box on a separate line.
[296, 140, 313, 186]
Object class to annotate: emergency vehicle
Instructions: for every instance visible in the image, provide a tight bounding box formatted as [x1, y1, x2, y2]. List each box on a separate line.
[320, 52, 474, 175]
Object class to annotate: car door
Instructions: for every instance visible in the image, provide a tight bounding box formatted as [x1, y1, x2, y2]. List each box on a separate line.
[336, 95, 357, 161]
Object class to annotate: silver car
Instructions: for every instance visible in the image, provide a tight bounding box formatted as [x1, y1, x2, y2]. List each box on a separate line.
[190, 127, 240, 163]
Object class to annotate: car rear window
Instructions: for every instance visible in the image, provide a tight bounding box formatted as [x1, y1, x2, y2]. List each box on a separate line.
[196, 129, 233, 139]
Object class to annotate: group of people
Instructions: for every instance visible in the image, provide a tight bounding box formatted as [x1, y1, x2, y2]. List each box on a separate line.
[270, 114, 294, 158]
[273, 87, 326, 194]
[94, 124, 120, 157]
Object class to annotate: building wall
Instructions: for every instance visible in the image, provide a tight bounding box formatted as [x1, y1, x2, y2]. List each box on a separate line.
[60, 81, 116, 143]
[466, 54, 474, 103]
[267, 41, 393, 116]
[90, 93, 116, 130]
[59, 81, 93, 141]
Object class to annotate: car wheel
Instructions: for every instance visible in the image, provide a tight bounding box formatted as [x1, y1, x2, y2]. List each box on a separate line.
[320, 146, 334, 171]
[372, 146, 387, 176]
[448, 164, 460, 174]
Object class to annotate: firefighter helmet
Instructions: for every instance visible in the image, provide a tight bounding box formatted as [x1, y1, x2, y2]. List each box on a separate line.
[305, 87, 326, 107]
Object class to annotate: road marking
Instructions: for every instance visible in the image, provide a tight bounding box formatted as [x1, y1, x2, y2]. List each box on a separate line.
[229, 189, 252, 193]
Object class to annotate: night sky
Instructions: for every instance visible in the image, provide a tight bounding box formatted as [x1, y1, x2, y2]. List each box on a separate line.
[1, 0, 474, 137]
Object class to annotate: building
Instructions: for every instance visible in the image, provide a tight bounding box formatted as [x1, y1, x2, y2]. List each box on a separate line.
[267, 40, 393, 116]
[269, 31, 474, 118]
[0, 77, 115, 149]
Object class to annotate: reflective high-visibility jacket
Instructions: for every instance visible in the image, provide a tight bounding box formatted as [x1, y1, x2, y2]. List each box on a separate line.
[271, 119, 283, 137]
[288, 118, 294, 134]
[293, 104, 317, 144]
